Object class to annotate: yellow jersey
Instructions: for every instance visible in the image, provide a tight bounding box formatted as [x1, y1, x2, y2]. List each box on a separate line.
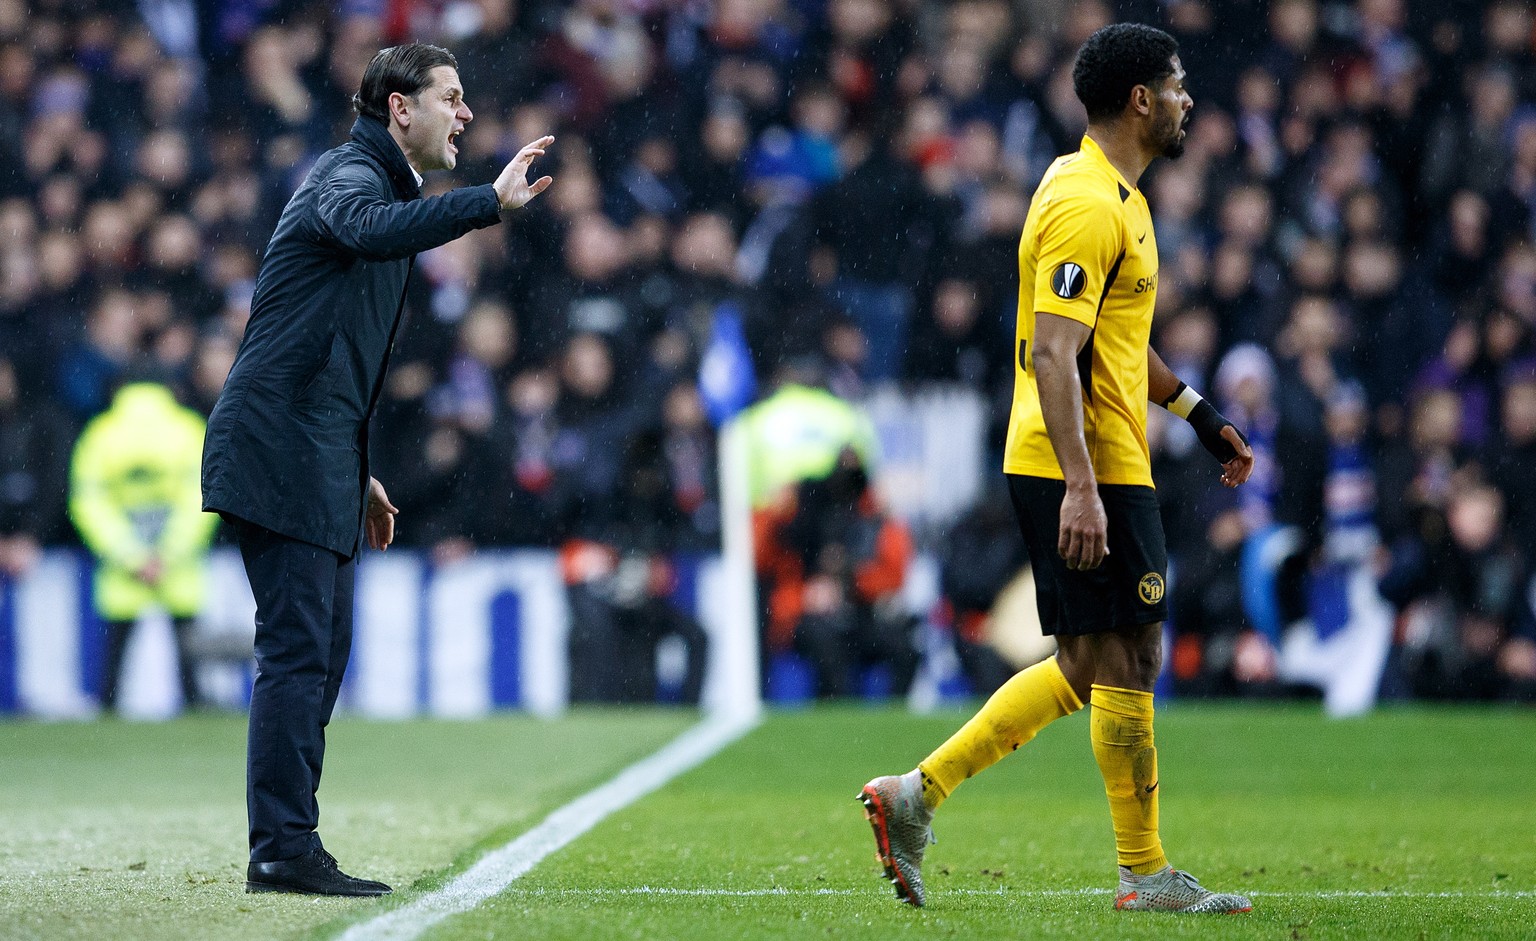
[1004, 135, 1158, 487]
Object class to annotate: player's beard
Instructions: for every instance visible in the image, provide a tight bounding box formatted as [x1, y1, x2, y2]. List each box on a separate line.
[1160, 110, 1187, 159]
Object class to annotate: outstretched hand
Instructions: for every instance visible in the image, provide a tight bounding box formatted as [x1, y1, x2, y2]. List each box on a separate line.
[494, 135, 555, 210]
[1218, 425, 1254, 488]
[365, 476, 399, 551]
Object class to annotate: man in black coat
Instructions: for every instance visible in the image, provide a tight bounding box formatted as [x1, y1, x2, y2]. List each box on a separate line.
[202, 43, 553, 896]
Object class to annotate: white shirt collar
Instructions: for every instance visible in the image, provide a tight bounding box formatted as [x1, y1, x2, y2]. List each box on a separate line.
[411, 166, 423, 187]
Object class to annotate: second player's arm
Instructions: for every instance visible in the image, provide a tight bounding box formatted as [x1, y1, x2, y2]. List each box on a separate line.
[1033, 312, 1108, 571]
[1147, 347, 1255, 488]
[1147, 345, 1182, 409]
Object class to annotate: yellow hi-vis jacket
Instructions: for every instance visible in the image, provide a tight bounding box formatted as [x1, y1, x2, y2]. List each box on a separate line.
[69, 383, 219, 621]
[738, 383, 880, 508]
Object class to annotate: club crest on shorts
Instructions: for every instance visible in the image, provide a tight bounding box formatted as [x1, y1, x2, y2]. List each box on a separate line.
[1138, 572, 1165, 604]
[1051, 262, 1087, 299]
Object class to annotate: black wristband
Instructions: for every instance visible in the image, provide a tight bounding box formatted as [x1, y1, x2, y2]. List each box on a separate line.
[1187, 398, 1247, 463]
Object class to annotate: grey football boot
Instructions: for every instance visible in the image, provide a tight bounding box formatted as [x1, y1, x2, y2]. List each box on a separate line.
[858, 771, 935, 906]
[1114, 865, 1253, 913]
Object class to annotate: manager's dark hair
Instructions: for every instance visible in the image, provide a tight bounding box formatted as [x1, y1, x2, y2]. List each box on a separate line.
[1072, 23, 1179, 121]
[352, 43, 459, 122]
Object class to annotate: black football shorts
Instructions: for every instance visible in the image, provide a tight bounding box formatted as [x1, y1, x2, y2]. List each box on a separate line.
[1006, 474, 1169, 636]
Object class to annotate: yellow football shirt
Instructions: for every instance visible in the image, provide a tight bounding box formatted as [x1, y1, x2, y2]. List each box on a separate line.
[1004, 135, 1158, 487]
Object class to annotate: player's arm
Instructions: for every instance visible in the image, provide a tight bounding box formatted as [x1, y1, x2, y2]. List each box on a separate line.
[1028, 185, 1120, 572]
[1034, 312, 1107, 571]
[1148, 346, 1254, 488]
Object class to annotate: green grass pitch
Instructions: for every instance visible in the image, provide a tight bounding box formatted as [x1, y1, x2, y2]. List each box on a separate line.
[1, 704, 1532, 940]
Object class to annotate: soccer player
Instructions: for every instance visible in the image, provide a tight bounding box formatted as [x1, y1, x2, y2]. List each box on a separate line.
[859, 23, 1256, 914]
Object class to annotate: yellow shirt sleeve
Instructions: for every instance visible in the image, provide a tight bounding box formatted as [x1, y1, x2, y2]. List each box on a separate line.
[1030, 186, 1124, 328]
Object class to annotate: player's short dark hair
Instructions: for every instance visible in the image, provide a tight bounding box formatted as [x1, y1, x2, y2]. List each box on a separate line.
[1072, 23, 1180, 121]
[352, 43, 459, 122]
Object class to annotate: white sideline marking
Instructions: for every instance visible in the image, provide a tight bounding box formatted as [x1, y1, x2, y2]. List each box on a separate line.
[338, 711, 759, 941]
[500, 886, 1536, 901]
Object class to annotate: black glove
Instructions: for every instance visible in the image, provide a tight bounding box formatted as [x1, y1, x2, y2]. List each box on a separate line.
[1188, 397, 1247, 463]
[1165, 381, 1248, 464]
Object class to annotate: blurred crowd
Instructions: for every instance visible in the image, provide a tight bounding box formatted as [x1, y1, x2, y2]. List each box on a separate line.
[2, 0, 1536, 704]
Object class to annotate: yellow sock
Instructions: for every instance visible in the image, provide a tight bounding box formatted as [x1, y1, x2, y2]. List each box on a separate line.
[917, 657, 1083, 810]
[1090, 684, 1168, 874]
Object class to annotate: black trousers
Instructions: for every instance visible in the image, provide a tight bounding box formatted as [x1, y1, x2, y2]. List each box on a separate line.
[101, 615, 200, 712]
[232, 518, 356, 863]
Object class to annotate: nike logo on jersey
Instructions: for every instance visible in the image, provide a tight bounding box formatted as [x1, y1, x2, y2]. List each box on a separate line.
[1137, 232, 1147, 243]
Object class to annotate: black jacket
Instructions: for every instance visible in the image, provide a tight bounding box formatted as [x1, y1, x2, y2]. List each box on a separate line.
[202, 116, 502, 556]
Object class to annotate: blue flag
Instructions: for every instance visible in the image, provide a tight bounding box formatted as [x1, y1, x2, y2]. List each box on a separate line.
[698, 301, 757, 426]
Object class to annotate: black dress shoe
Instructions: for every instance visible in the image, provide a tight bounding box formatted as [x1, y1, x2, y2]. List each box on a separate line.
[246, 848, 392, 896]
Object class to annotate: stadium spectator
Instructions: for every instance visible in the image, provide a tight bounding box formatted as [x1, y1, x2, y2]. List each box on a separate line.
[902, 276, 1008, 390]
[57, 288, 142, 420]
[655, 211, 750, 362]
[754, 445, 918, 699]
[548, 331, 646, 535]
[738, 358, 880, 509]
[386, 412, 505, 563]
[932, 485, 1026, 696]
[1273, 294, 1354, 441]
[684, 101, 752, 221]
[560, 386, 716, 705]
[185, 329, 238, 418]
[1168, 485, 1272, 697]
[1488, 366, 1536, 563]
[1320, 382, 1380, 565]
[483, 366, 566, 547]
[0, 355, 72, 578]
[1377, 387, 1469, 552]
[526, 212, 642, 366]
[69, 379, 216, 712]
[1393, 481, 1536, 701]
[815, 129, 934, 383]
